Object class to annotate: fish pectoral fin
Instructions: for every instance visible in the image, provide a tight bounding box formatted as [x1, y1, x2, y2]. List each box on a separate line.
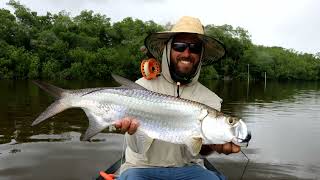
[81, 109, 110, 141]
[185, 136, 203, 156]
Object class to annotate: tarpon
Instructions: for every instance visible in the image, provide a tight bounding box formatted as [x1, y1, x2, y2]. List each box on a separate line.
[32, 74, 251, 155]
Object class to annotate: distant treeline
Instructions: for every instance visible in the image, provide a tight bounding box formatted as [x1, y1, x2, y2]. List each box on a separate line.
[1, 0, 319, 81]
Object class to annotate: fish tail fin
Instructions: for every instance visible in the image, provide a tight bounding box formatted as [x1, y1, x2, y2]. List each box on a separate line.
[32, 81, 71, 126]
[32, 80, 69, 99]
[32, 100, 70, 126]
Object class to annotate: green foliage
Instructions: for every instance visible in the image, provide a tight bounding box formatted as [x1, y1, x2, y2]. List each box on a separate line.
[0, 0, 318, 81]
[239, 46, 320, 80]
[206, 24, 252, 77]
[41, 58, 61, 79]
[199, 66, 219, 80]
[28, 55, 40, 78]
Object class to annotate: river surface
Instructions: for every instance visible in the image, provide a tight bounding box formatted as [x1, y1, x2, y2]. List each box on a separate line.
[0, 79, 319, 180]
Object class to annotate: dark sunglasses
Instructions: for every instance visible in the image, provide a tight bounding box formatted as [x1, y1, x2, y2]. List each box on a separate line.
[172, 42, 202, 54]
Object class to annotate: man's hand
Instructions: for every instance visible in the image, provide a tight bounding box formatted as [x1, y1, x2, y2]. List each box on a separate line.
[210, 143, 240, 155]
[114, 117, 139, 135]
[200, 143, 241, 155]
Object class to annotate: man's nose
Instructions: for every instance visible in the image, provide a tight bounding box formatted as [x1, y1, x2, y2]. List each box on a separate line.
[181, 47, 191, 56]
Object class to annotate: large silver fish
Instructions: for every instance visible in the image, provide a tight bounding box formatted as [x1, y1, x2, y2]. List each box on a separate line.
[32, 74, 251, 155]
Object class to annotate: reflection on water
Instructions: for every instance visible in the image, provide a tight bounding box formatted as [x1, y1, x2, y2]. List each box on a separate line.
[0, 80, 319, 179]
[0, 133, 124, 180]
[208, 80, 320, 180]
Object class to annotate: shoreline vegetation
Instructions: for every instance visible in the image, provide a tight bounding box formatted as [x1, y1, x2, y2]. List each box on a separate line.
[0, 0, 319, 81]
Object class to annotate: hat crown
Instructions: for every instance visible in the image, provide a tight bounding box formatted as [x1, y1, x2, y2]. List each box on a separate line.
[170, 16, 204, 35]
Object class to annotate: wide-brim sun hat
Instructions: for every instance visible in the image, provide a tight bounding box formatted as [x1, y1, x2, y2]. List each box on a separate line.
[144, 16, 226, 66]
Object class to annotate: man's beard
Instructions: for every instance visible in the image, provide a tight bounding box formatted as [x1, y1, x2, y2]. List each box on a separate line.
[169, 56, 200, 84]
[171, 56, 200, 78]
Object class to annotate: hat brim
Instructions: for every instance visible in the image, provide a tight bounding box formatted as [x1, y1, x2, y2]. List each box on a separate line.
[144, 32, 226, 66]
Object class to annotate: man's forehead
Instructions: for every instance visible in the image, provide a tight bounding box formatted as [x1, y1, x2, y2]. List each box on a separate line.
[173, 33, 202, 43]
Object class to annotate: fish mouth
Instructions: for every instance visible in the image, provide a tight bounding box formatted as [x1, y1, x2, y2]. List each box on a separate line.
[231, 120, 252, 147]
[232, 131, 252, 147]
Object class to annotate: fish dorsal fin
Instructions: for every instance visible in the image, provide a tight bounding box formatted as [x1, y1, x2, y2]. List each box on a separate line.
[111, 74, 146, 90]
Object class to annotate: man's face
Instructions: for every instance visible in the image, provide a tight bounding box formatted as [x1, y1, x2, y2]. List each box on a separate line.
[170, 34, 202, 77]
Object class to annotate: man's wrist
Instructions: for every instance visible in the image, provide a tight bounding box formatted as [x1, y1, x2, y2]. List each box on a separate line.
[199, 145, 214, 155]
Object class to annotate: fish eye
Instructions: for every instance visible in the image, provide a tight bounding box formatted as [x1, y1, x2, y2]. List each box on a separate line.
[227, 117, 237, 125]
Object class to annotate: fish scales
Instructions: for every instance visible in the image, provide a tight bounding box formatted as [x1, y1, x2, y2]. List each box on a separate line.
[72, 88, 203, 144]
[32, 75, 251, 155]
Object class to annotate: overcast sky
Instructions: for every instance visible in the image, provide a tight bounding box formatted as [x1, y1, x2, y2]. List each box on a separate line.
[1, 0, 319, 54]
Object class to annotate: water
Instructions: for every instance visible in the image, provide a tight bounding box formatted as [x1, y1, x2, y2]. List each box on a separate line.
[0, 80, 319, 180]
[205, 81, 320, 180]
